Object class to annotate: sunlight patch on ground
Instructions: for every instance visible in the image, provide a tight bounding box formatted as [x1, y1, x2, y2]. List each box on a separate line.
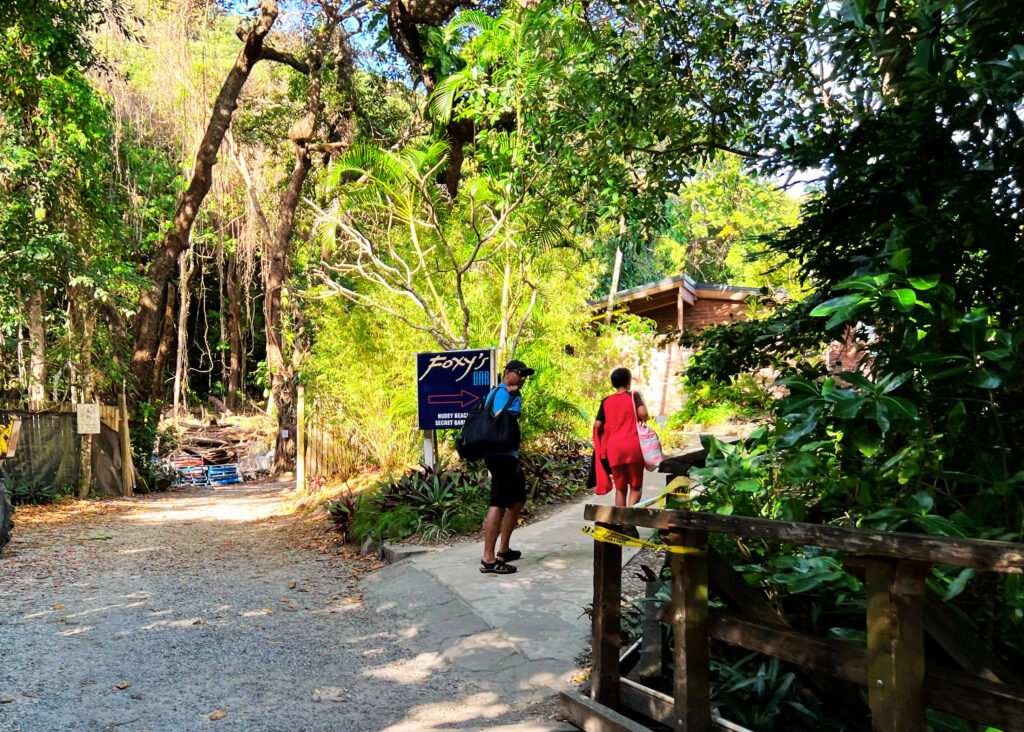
[114, 547, 161, 555]
[64, 601, 146, 620]
[140, 617, 205, 631]
[343, 631, 398, 645]
[378, 692, 510, 731]
[58, 626, 94, 636]
[361, 652, 443, 682]
[538, 557, 571, 570]
[113, 495, 285, 525]
[310, 602, 363, 616]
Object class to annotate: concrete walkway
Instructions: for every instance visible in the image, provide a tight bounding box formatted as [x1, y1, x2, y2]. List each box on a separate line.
[361, 469, 668, 731]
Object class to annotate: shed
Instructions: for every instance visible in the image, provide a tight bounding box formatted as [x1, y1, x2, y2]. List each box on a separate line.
[590, 275, 764, 417]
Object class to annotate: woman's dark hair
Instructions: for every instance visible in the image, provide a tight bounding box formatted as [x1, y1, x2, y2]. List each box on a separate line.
[610, 367, 631, 389]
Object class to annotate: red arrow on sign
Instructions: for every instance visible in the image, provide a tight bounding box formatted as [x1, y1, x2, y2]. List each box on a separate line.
[427, 390, 482, 408]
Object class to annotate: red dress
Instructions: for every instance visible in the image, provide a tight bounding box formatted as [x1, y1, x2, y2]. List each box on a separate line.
[593, 392, 644, 494]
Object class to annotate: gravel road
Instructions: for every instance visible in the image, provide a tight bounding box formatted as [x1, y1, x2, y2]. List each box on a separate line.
[0, 481, 561, 732]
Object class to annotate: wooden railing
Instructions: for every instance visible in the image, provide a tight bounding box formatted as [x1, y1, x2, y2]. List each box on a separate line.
[559, 504, 1024, 732]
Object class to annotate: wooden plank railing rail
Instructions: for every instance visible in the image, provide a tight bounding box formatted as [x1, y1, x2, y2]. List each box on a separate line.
[559, 504, 1024, 732]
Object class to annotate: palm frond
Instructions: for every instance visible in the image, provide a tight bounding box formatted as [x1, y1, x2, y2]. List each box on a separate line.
[449, 9, 499, 36]
[428, 69, 473, 124]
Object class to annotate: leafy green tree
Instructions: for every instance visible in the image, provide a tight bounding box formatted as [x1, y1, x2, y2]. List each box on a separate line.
[0, 0, 174, 402]
[685, 0, 1024, 677]
[657, 157, 802, 290]
[314, 138, 568, 356]
[419, 1, 816, 295]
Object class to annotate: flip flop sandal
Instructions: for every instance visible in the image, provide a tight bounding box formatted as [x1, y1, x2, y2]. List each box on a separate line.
[480, 559, 518, 575]
[497, 549, 522, 562]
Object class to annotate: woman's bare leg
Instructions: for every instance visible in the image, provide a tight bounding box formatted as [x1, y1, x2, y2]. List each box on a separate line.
[615, 486, 628, 507]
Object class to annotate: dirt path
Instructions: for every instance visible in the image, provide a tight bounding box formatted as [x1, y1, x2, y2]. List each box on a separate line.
[0, 482, 561, 732]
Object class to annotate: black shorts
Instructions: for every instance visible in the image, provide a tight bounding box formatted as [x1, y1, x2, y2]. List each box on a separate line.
[484, 455, 526, 509]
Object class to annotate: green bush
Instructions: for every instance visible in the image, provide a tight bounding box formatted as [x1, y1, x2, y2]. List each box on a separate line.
[350, 441, 592, 544]
[518, 438, 591, 504]
[6, 477, 73, 505]
[130, 400, 178, 492]
[350, 461, 491, 544]
[710, 653, 845, 731]
[670, 374, 772, 428]
[325, 488, 358, 542]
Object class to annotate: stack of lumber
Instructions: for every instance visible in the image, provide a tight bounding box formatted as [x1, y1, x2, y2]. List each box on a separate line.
[175, 423, 258, 465]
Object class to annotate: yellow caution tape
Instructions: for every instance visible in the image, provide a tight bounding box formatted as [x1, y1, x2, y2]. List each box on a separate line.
[635, 476, 693, 510]
[582, 524, 706, 554]
[666, 475, 692, 493]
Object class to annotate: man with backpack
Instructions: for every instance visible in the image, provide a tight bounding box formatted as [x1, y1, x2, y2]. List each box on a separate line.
[479, 359, 534, 575]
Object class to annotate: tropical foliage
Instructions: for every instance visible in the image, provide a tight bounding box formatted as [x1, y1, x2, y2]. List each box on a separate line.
[678, 3, 1024, 726]
[5, 0, 1021, 726]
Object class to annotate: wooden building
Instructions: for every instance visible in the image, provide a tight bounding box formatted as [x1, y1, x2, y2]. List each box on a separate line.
[591, 274, 764, 417]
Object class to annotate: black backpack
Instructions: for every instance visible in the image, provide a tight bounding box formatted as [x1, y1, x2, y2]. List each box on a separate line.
[456, 387, 521, 461]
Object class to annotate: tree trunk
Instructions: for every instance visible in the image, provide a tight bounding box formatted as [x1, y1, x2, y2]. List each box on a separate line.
[498, 258, 512, 361]
[443, 118, 474, 197]
[152, 283, 177, 403]
[129, 1, 279, 406]
[605, 212, 627, 324]
[387, 0, 472, 196]
[217, 226, 228, 393]
[27, 290, 46, 403]
[173, 250, 194, 420]
[266, 21, 351, 475]
[15, 290, 26, 391]
[226, 255, 242, 411]
[267, 143, 311, 473]
[605, 245, 624, 324]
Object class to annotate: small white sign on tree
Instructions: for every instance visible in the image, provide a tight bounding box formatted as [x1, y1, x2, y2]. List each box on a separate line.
[76, 404, 101, 435]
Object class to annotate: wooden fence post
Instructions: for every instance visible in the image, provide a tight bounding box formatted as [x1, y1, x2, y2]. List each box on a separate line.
[119, 389, 133, 496]
[865, 558, 926, 732]
[296, 384, 305, 491]
[592, 521, 622, 709]
[634, 578, 663, 682]
[665, 527, 710, 732]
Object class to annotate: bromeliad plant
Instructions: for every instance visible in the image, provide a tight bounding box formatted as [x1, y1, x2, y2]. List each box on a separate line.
[326, 486, 359, 543]
[6, 477, 73, 505]
[349, 441, 592, 544]
[349, 460, 491, 544]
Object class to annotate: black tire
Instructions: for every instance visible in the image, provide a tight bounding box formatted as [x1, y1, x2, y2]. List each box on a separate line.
[0, 484, 12, 553]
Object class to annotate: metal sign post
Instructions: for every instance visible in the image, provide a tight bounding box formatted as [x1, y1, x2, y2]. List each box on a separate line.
[415, 348, 497, 468]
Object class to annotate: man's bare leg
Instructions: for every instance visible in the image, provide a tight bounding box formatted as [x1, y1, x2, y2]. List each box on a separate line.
[498, 500, 524, 555]
[482, 506, 505, 564]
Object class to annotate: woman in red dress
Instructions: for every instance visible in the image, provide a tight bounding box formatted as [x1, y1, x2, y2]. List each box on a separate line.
[593, 367, 649, 507]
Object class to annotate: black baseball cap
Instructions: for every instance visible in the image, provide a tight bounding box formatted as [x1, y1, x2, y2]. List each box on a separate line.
[504, 359, 535, 377]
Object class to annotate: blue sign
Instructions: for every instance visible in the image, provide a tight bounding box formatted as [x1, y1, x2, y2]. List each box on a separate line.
[416, 349, 496, 430]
